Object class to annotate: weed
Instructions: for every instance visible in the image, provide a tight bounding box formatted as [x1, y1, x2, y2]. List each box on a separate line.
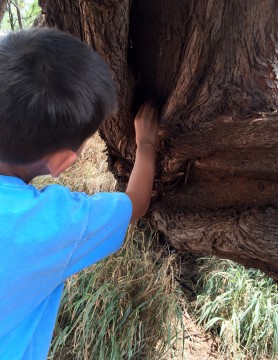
[195, 258, 278, 359]
[48, 226, 186, 360]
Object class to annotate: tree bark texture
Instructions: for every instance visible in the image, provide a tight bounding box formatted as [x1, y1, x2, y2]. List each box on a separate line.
[40, 0, 278, 280]
[0, 0, 7, 24]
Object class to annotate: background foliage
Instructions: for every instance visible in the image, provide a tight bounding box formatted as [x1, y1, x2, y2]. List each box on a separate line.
[0, 0, 40, 31]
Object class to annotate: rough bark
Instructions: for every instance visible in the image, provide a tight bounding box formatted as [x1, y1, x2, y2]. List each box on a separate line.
[40, 0, 278, 280]
[0, 0, 7, 24]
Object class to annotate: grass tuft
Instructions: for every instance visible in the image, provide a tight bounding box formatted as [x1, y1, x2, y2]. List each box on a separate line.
[195, 258, 278, 359]
[48, 225, 187, 360]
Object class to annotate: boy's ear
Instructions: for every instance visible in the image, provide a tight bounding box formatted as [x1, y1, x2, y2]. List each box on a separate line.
[46, 149, 78, 178]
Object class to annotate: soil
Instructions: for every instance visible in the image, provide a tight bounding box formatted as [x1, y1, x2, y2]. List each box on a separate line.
[161, 310, 223, 360]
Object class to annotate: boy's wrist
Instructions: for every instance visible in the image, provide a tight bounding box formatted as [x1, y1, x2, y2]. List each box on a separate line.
[136, 143, 156, 161]
[136, 142, 156, 152]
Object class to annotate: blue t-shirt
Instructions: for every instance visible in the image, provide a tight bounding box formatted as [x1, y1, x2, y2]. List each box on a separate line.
[0, 175, 132, 360]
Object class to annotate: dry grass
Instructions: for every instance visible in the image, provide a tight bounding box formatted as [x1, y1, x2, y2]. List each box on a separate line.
[32, 133, 224, 360]
[195, 259, 278, 360]
[32, 133, 116, 193]
[32, 134, 188, 359]
[48, 225, 188, 360]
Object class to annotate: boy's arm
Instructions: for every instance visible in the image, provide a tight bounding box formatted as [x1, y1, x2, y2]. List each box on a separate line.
[125, 102, 158, 223]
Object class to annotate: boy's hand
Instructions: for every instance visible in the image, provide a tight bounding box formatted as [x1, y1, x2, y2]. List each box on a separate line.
[135, 102, 159, 148]
[126, 102, 159, 223]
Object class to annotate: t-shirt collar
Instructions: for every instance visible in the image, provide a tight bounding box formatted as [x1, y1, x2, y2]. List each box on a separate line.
[0, 175, 27, 187]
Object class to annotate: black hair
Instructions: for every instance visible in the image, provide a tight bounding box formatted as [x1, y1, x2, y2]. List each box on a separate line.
[0, 28, 116, 164]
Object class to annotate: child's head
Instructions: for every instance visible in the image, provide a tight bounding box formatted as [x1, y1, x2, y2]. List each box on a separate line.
[0, 28, 116, 165]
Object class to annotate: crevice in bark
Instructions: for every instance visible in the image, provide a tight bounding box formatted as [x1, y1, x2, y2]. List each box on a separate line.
[128, 0, 190, 112]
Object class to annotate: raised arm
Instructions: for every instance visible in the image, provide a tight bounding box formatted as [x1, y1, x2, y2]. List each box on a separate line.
[125, 102, 158, 223]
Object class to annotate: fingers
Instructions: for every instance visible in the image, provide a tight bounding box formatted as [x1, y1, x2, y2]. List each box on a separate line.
[136, 100, 157, 119]
[136, 103, 145, 118]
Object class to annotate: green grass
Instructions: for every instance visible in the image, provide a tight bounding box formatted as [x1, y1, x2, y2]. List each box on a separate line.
[195, 258, 278, 359]
[48, 225, 187, 360]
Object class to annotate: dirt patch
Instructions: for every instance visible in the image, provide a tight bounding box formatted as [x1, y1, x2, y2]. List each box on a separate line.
[161, 310, 223, 360]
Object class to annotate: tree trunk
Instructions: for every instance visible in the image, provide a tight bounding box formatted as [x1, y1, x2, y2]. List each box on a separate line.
[39, 0, 278, 281]
[0, 0, 7, 24]
[7, 0, 14, 30]
[12, 0, 23, 30]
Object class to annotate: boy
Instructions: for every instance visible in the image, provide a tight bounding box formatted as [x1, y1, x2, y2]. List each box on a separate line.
[0, 28, 158, 359]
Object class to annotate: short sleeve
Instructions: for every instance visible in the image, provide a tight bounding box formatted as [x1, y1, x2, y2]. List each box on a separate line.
[0, 181, 132, 339]
[63, 192, 132, 279]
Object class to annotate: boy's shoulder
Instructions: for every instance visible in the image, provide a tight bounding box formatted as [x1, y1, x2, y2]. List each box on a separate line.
[0, 174, 132, 223]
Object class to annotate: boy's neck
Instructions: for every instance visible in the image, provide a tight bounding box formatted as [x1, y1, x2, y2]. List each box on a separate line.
[0, 146, 83, 183]
[0, 161, 49, 184]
